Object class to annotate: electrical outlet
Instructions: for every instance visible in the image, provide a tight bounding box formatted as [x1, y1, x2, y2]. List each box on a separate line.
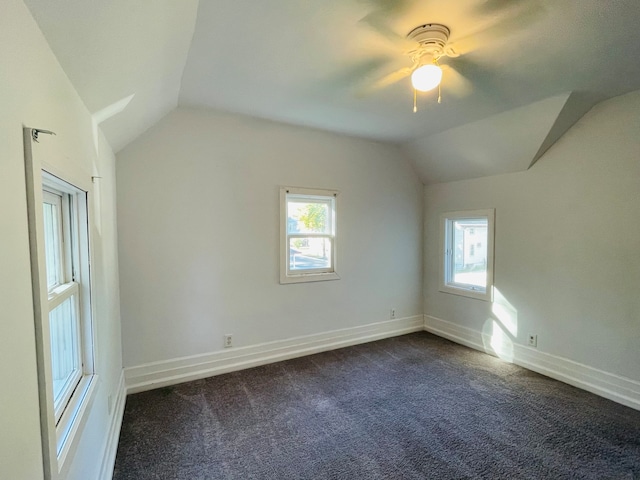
[390, 309, 396, 319]
[224, 334, 233, 348]
[528, 334, 538, 348]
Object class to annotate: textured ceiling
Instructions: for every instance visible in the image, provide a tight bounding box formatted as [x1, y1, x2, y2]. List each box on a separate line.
[23, 0, 640, 182]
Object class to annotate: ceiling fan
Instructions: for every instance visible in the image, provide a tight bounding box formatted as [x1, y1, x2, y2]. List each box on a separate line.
[371, 23, 459, 111]
[354, 0, 545, 111]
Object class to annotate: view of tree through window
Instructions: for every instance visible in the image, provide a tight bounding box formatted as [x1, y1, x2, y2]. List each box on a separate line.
[281, 187, 338, 284]
[288, 200, 332, 270]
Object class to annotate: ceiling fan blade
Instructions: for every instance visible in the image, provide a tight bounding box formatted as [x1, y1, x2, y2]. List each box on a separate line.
[372, 66, 414, 89]
[440, 64, 473, 98]
[357, 0, 418, 50]
[473, 0, 538, 16]
[357, 66, 414, 96]
[359, 13, 417, 50]
[358, 0, 413, 17]
[448, 56, 490, 81]
[323, 55, 393, 91]
[447, 3, 546, 55]
[446, 56, 512, 102]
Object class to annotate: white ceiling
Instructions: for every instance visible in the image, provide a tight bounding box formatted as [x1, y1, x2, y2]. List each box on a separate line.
[23, 0, 199, 152]
[23, 0, 640, 182]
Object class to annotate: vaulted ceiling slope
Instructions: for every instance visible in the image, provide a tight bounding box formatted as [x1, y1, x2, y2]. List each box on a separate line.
[404, 91, 596, 184]
[23, 0, 640, 183]
[23, 0, 199, 153]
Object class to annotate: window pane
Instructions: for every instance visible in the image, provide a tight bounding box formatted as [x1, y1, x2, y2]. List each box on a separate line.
[289, 237, 332, 271]
[452, 219, 488, 288]
[49, 295, 81, 406]
[287, 200, 331, 234]
[43, 201, 62, 290]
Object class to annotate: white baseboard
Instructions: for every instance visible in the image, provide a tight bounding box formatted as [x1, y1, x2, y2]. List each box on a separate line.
[125, 316, 424, 394]
[424, 315, 640, 411]
[98, 370, 126, 480]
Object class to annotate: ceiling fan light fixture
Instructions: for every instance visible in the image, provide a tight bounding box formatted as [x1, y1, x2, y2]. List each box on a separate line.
[411, 64, 443, 92]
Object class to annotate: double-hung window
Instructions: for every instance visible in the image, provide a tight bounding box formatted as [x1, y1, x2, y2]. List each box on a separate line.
[24, 128, 97, 476]
[440, 209, 495, 301]
[43, 186, 84, 424]
[36, 171, 96, 472]
[280, 187, 339, 284]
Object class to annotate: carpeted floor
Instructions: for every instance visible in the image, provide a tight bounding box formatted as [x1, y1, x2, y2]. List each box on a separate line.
[113, 332, 640, 479]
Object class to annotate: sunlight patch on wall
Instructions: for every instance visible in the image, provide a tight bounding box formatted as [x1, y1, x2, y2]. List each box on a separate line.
[482, 319, 514, 362]
[491, 287, 518, 337]
[481, 287, 518, 362]
[91, 93, 135, 155]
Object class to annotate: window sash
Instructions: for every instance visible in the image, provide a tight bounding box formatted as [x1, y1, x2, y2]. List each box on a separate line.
[48, 281, 82, 423]
[440, 209, 494, 302]
[42, 181, 88, 428]
[285, 193, 336, 275]
[444, 219, 488, 293]
[43, 190, 65, 291]
[287, 234, 334, 275]
[286, 196, 335, 235]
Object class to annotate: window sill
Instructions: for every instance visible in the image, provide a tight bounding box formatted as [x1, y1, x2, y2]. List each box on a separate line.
[439, 284, 492, 302]
[280, 271, 340, 284]
[56, 374, 98, 477]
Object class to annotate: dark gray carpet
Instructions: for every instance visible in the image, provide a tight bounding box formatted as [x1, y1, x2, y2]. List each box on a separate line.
[113, 332, 640, 479]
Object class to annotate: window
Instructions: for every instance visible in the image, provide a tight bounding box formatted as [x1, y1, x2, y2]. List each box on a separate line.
[24, 129, 98, 476]
[440, 209, 495, 301]
[280, 187, 339, 284]
[40, 172, 96, 470]
[43, 187, 84, 424]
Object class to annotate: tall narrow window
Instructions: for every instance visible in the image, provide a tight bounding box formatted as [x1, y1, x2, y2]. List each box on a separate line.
[24, 129, 98, 475]
[280, 187, 339, 284]
[440, 209, 495, 301]
[43, 187, 83, 423]
[40, 173, 95, 463]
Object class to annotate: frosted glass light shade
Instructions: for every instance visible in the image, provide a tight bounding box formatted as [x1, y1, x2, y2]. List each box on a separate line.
[411, 64, 443, 92]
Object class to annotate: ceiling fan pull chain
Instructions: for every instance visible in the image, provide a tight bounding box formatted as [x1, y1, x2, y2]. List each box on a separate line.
[438, 83, 442, 104]
[413, 88, 418, 113]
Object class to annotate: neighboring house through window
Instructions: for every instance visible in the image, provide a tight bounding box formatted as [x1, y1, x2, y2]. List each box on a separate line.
[440, 209, 495, 301]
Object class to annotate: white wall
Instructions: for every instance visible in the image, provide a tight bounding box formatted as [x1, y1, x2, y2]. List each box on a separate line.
[0, 1, 123, 478]
[117, 107, 423, 368]
[424, 89, 640, 383]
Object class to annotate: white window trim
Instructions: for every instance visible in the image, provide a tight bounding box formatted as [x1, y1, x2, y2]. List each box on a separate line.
[439, 209, 495, 302]
[23, 129, 98, 479]
[280, 186, 340, 284]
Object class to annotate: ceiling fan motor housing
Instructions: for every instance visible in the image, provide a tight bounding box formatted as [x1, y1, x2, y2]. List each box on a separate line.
[407, 24, 451, 58]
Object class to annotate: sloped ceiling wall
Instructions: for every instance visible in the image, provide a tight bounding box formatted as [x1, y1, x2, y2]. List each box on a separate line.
[22, 0, 640, 184]
[23, 0, 199, 152]
[403, 92, 596, 184]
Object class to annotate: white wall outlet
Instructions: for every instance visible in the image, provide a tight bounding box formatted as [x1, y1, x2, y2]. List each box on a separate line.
[528, 334, 538, 347]
[224, 334, 233, 348]
[390, 309, 396, 319]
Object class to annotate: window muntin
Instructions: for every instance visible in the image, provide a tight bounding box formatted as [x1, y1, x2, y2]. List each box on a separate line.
[280, 187, 339, 284]
[441, 209, 494, 301]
